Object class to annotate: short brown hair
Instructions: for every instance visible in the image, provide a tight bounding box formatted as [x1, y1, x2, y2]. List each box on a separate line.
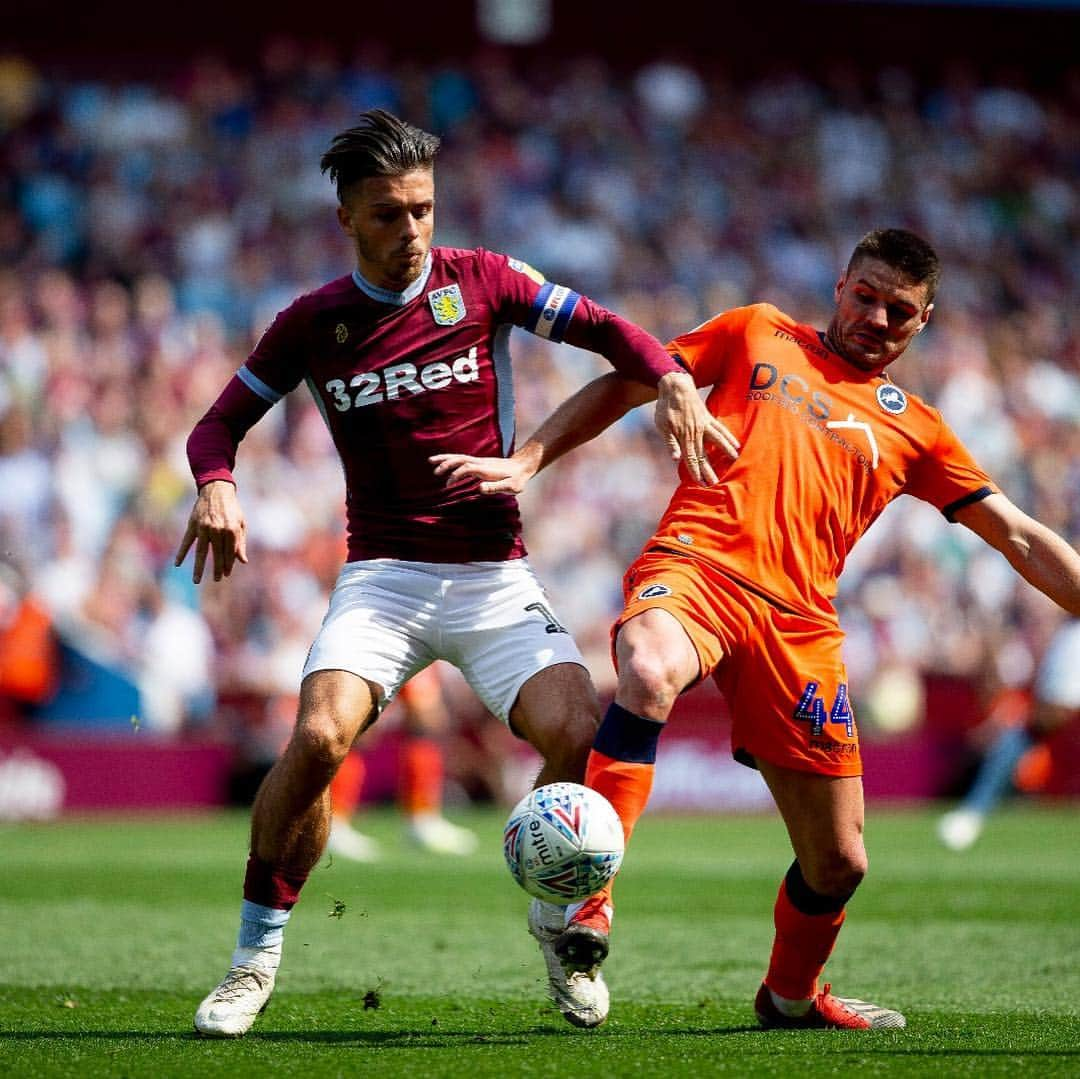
[320, 109, 441, 200]
[848, 228, 941, 304]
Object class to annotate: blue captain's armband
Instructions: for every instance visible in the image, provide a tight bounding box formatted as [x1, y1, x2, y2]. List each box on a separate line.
[525, 283, 581, 343]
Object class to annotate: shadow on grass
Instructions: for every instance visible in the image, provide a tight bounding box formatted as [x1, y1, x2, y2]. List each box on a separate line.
[1, 1024, 759, 1047]
[7, 1026, 1077, 1056]
[254, 1024, 765, 1045]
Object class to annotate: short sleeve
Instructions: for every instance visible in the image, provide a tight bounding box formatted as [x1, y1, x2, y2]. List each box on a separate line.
[903, 413, 997, 519]
[666, 305, 759, 387]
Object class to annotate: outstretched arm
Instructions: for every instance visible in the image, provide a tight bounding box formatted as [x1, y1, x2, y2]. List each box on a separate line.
[432, 374, 654, 493]
[955, 492, 1080, 615]
[561, 298, 737, 484]
[433, 372, 737, 494]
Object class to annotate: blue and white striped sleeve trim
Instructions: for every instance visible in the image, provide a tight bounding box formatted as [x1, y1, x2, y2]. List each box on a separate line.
[525, 282, 581, 343]
[237, 364, 284, 404]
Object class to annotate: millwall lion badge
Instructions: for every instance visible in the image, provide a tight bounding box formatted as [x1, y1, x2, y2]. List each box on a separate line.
[876, 383, 908, 415]
[428, 284, 466, 326]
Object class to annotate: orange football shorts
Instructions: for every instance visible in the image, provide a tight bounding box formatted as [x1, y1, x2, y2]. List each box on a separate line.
[614, 548, 861, 777]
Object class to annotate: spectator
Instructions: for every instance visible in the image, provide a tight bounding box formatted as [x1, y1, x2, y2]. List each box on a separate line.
[0, 48, 1076, 795]
[0, 561, 58, 724]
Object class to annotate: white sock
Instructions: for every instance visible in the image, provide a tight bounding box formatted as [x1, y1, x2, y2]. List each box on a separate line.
[231, 943, 282, 974]
[769, 988, 813, 1017]
[232, 900, 290, 973]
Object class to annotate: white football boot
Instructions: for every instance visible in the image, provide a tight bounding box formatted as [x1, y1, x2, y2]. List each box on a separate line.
[327, 818, 381, 862]
[407, 813, 478, 855]
[528, 899, 610, 1028]
[937, 808, 985, 852]
[194, 965, 276, 1038]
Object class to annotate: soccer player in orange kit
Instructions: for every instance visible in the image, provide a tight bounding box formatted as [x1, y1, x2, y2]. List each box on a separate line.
[434, 228, 1080, 1030]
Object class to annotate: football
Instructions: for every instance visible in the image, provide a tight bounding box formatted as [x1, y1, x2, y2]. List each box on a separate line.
[502, 782, 625, 904]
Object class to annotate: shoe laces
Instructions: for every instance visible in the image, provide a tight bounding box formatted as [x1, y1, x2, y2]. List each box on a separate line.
[817, 984, 846, 1009]
[214, 967, 270, 1003]
[816, 983, 872, 1025]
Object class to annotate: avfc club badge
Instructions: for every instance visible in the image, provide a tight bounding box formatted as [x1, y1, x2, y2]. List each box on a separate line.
[428, 284, 466, 326]
[876, 383, 908, 415]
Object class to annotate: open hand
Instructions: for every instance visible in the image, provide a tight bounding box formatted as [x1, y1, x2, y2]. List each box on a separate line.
[655, 371, 740, 484]
[174, 480, 248, 583]
[430, 450, 539, 495]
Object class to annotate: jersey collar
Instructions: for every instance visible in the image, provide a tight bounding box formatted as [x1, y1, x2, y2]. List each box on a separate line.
[351, 252, 433, 306]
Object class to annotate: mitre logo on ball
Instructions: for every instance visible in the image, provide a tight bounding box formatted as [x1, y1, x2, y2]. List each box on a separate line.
[503, 783, 624, 905]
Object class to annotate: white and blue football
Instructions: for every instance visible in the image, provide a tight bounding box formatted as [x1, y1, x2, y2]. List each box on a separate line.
[502, 782, 624, 905]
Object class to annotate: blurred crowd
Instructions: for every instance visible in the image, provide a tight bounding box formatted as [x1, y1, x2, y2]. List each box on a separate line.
[1, 44, 1078, 764]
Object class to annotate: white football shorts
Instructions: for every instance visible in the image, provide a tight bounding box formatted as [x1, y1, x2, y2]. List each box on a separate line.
[302, 558, 586, 722]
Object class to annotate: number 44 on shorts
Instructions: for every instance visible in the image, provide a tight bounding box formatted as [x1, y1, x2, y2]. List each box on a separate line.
[793, 681, 854, 738]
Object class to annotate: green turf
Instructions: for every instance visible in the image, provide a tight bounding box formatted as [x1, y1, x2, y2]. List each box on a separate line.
[2, 805, 1078, 1076]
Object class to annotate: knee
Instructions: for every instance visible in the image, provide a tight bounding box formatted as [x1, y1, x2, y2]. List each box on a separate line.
[526, 704, 601, 780]
[803, 845, 868, 900]
[511, 664, 602, 778]
[293, 710, 355, 773]
[618, 645, 684, 717]
[554, 708, 604, 769]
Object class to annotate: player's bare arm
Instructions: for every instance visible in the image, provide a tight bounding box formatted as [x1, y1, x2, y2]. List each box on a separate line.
[174, 479, 249, 584]
[433, 372, 738, 493]
[954, 492, 1080, 615]
[432, 374, 655, 493]
[557, 298, 737, 485]
[655, 370, 740, 484]
[430, 448, 541, 496]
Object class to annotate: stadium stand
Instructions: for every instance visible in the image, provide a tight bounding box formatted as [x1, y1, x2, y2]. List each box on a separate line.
[2, 13, 1078, 807]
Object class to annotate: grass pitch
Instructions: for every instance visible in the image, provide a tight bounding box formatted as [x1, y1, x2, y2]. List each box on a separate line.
[2, 804, 1078, 1077]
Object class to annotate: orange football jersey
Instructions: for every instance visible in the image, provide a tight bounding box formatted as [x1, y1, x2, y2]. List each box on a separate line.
[650, 303, 996, 617]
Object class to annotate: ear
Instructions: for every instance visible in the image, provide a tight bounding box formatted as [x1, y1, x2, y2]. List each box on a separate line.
[917, 302, 934, 331]
[336, 204, 352, 235]
[834, 273, 847, 302]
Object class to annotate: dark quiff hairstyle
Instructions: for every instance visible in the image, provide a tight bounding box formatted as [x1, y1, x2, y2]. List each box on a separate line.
[320, 109, 441, 201]
[847, 228, 941, 305]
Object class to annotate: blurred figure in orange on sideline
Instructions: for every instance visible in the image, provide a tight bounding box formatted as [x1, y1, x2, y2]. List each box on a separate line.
[0, 561, 58, 725]
[328, 662, 477, 859]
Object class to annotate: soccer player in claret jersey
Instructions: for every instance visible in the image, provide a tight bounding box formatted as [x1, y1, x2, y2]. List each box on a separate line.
[175, 109, 727, 1037]
[435, 228, 1080, 1030]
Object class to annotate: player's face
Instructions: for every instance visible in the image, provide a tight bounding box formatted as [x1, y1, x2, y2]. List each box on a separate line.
[337, 169, 435, 291]
[826, 258, 933, 372]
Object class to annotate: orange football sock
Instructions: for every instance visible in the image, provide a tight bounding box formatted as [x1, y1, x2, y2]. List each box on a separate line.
[1014, 742, 1052, 793]
[330, 750, 365, 820]
[400, 736, 443, 816]
[574, 703, 664, 922]
[585, 750, 655, 845]
[764, 864, 849, 1000]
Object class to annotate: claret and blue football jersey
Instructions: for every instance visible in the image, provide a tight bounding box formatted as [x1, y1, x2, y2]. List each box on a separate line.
[188, 247, 680, 563]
